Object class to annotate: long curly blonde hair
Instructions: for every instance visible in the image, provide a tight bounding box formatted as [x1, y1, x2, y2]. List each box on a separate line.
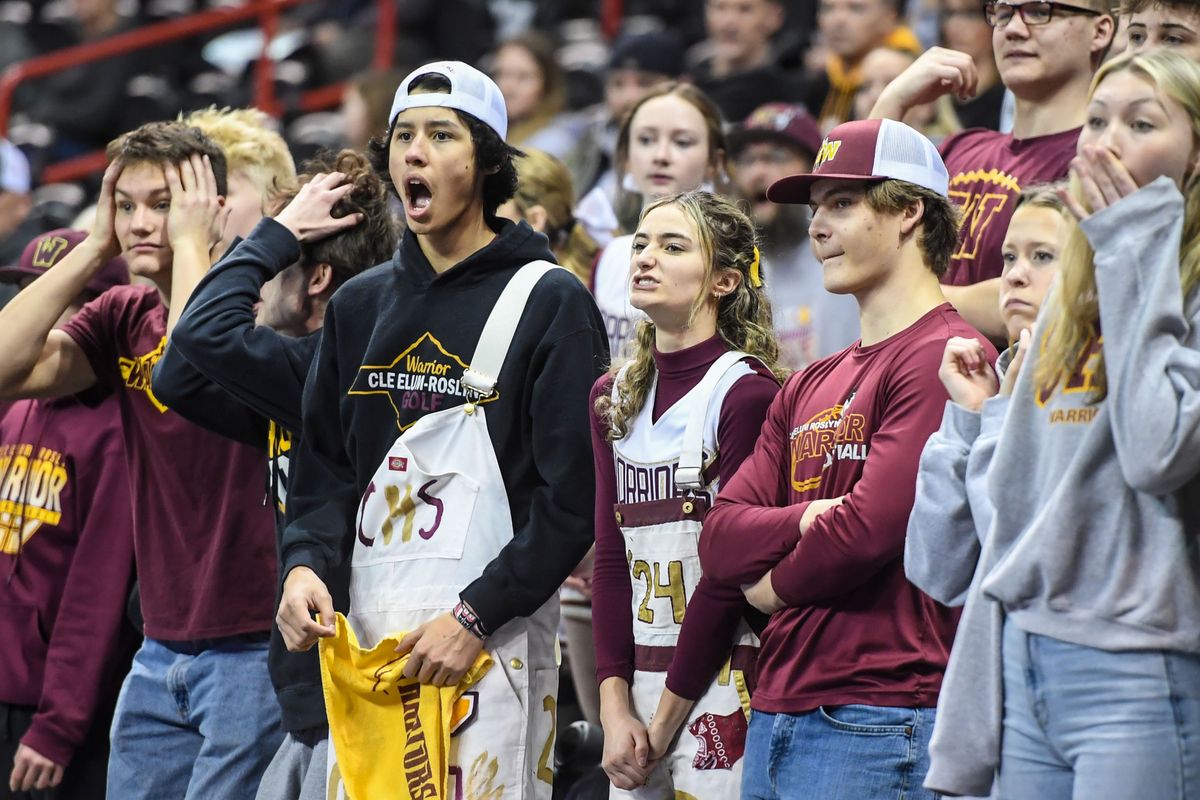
[1034, 50, 1200, 402]
[595, 191, 787, 441]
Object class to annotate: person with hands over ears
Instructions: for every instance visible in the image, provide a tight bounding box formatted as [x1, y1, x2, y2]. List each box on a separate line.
[698, 118, 995, 800]
[276, 62, 606, 799]
[871, 0, 1116, 341]
[904, 186, 1072, 798]
[589, 191, 783, 797]
[0, 121, 283, 800]
[151, 150, 396, 800]
[927, 49, 1200, 800]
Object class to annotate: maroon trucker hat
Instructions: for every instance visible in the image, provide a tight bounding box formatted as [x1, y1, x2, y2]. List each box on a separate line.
[728, 102, 824, 161]
[766, 118, 950, 205]
[0, 229, 129, 297]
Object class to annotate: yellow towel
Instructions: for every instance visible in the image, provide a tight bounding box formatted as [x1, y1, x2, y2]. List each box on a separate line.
[320, 613, 493, 800]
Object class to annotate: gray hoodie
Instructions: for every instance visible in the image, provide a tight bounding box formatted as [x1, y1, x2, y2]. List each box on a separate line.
[908, 176, 1200, 796]
[906, 384, 1010, 798]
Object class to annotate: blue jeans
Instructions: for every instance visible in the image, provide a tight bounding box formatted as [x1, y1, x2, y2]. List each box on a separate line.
[107, 637, 283, 800]
[742, 704, 939, 800]
[998, 619, 1200, 799]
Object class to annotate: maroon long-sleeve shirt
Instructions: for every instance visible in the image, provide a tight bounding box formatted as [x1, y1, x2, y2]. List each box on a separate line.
[701, 304, 993, 714]
[590, 336, 779, 699]
[0, 393, 136, 767]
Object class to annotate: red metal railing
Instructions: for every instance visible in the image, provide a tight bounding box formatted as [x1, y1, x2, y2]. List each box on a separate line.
[0, 0, 396, 183]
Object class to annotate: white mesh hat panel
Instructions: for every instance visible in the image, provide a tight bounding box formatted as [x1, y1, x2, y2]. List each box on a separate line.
[872, 119, 950, 197]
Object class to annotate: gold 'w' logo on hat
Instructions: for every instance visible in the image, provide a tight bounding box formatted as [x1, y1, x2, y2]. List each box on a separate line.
[815, 139, 842, 169]
[31, 236, 70, 269]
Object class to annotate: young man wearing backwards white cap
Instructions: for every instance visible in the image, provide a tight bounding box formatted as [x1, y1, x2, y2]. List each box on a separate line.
[699, 118, 995, 800]
[276, 62, 607, 798]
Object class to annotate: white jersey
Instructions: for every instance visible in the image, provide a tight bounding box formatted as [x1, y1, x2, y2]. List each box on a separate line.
[592, 234, 647, 362]
[610, 355, 754, 508]
[607, 351, 758, 800]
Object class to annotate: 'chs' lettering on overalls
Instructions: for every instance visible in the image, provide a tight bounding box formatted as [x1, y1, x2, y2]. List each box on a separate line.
[327, 262, 562, 800]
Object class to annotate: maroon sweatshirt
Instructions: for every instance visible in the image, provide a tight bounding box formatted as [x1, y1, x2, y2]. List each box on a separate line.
[0, 393, 135, 767]
[590, 336, 779, 699]
[701, 305, 994, 714]
[61, 285, 277, 640]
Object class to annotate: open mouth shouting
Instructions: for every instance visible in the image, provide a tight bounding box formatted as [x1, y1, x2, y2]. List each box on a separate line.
[404, 175, 433, 222]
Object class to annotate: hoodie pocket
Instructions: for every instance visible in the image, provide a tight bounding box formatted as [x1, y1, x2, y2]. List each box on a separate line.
[0, 602, 47, 703]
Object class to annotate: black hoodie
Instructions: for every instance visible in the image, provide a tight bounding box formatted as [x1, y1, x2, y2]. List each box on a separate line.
[151, 220, 340, 735]
[283, 219, 608, 633]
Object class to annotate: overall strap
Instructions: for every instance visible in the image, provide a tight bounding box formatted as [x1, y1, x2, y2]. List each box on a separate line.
[674, 350, 754, 493]
[461, 260, 562, 399]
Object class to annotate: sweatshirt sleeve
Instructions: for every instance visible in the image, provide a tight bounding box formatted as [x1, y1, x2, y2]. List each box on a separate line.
[281, 300, 358, 581]
[666, 370, 779, 699]
[151, 345, 269, 448]
[22, 413, 135, 767]
[459, 317, 609, 634]
[770, 338, 955, 607]
[1085, 176, 1200, 494]
[166, 218, 311, 434]
[589, 375, 634, 688]
[905, 400, 983, 607]
[699, 382, 809, 587]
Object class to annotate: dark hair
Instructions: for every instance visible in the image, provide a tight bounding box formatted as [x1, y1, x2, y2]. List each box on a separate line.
[367, 73, 522, 225]
[269, 149, 399, 289]
[865, 180, 961, 278]
[106, 121, 228, 195]
[1121, 0, 1195, 12]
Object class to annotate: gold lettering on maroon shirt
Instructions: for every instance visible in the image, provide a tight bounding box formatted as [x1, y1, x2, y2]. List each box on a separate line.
[948, 169, 1022, 263]
[118, 335, 169, 413]
[0, 444, 67, 552]
[788, 392, 869, 494]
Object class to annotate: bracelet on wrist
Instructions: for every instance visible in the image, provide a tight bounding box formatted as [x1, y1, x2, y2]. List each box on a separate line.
[452, 600, 488, 640]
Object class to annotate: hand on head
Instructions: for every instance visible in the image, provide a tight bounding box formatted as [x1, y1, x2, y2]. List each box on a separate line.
[164, 153, 228, 256]
[274, 172, 365, 244]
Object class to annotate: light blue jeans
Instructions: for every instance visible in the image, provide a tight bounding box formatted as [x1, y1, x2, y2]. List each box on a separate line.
[107, 637, 283, 800]
[742, 704, 939, 800]
[999, 619, 1200, 799]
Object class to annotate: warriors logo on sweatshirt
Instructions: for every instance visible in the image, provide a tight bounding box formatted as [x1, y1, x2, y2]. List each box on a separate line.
[0, 443, 67, 553]
[349, 332, 499, 431]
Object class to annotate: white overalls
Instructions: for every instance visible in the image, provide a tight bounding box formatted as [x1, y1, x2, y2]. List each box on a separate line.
[609, 351, 758, 800]
[327, 263, 562, 800]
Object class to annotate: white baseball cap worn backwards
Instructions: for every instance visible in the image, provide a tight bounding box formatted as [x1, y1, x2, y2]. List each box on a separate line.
[388, 61, 509, 141]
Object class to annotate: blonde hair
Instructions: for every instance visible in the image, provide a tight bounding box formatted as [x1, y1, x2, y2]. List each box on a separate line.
[595, 191, 787, 440]
[510, 149, 600, 283]
[181, 106, 295, 198]
[1034, 50, 1200, 402]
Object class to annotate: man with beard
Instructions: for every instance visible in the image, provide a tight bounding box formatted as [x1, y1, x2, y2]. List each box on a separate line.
[729, 103, 860, 371]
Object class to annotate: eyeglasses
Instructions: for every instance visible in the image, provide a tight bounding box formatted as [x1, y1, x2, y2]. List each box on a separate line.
[983, 1, 1101, 27]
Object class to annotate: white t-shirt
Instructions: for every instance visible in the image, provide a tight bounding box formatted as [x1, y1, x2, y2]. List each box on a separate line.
[592, 233, 648, 361]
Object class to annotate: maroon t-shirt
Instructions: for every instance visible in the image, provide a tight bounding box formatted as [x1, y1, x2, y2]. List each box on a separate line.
[61, 285, 276, 640]
[940, 127, 1080, 286]
[0, 394, 135, 766]
[700, 305, 995, 714]
[590, 337, 779, 700]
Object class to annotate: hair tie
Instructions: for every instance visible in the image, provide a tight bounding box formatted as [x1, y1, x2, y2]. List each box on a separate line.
[749, 246, 762, 288]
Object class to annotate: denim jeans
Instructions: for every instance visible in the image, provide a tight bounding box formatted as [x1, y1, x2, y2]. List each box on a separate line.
[107, 637, 283, 800]
[998, 619, 1200, 799]
[742, 704, 939, 800]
